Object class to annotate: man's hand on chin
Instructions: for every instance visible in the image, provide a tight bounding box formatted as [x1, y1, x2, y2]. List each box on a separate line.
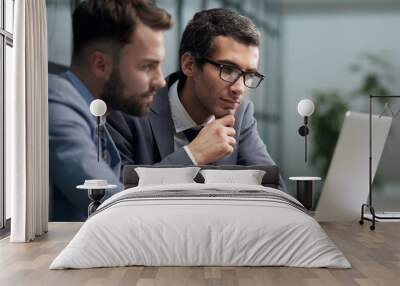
[188, 114, 236, 165]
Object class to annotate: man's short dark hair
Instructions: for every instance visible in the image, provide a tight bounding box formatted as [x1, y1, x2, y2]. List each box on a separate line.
[179, 8, 260, 77]
[72, 0, 172, 64]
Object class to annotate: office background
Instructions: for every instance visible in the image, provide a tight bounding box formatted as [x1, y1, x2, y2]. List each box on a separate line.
[2, 0, 400, 225]
[42, 0, 400, 207]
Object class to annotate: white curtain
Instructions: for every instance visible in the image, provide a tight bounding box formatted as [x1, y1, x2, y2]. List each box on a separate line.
[7, 0, 49, 242]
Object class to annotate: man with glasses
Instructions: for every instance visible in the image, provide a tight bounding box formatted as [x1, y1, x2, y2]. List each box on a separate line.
[108, 8, 285, 190]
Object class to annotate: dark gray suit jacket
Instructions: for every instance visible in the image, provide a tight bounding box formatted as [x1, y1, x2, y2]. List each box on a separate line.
[107, 72, 286, 190]
[49, 73, 123, 222]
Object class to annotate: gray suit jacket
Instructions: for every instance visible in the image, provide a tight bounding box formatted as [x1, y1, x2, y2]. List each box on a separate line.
[107, 72, 286, 190]
[49, 73, 123, 221]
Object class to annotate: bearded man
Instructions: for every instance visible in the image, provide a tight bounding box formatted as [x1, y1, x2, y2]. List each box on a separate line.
[48, 0, 172, 221]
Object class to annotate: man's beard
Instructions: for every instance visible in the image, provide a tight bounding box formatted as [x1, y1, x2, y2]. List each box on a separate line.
[102, 69, 150, 117]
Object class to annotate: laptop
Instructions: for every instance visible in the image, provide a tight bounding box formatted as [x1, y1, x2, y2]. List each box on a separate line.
[314, 111, 392, 222]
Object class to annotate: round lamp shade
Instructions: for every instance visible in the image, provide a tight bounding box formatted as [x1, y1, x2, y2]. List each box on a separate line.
[89, 99, 107, 117]
[297, 99, 315, 117]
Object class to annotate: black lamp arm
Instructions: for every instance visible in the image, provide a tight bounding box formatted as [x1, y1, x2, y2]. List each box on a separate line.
[96, 116, 100, 162]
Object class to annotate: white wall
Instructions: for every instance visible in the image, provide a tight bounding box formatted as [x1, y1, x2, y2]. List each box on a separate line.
[281, 7, 400, 196]
[47, 1, 72, 66]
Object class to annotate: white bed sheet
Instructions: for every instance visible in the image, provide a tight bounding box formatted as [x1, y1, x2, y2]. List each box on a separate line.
[50, 183, 351, 269]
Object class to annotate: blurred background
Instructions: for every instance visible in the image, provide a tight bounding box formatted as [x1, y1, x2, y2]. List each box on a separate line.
[45, 0, 400, 208]
[3, 0, 400, 224]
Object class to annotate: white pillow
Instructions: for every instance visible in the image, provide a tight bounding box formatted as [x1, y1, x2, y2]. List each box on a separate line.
[200, 169, 266, 185]
[135, 167, 201, 186]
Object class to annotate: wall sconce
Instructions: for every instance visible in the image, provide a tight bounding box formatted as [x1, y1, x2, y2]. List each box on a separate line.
[89, 99, 107, 162]
[297, 99, 315, 162]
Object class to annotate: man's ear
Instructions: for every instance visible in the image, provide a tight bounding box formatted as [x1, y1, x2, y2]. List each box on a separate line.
[180, 52, 197, 77]
[88, 50, 113, 81]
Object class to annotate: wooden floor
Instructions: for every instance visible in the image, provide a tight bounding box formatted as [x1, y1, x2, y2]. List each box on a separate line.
[0, 222, 399, 286]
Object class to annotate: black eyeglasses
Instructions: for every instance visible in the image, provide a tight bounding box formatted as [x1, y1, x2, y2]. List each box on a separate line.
[200, 58, 264, 89]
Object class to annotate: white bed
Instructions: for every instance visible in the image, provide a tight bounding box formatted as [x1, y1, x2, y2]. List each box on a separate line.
[50, 183, 350, 269]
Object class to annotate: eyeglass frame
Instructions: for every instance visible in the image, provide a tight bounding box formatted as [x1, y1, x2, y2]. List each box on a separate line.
[198, 58, 265, 89]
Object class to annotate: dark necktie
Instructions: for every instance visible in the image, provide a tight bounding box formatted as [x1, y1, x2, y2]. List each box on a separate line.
[183, 127, 201, 142]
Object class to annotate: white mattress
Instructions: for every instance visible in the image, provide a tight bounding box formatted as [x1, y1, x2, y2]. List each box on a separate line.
[50, 183, 351, 269]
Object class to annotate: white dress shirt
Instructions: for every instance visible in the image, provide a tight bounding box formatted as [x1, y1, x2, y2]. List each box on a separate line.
[168, 81, 215, 164]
